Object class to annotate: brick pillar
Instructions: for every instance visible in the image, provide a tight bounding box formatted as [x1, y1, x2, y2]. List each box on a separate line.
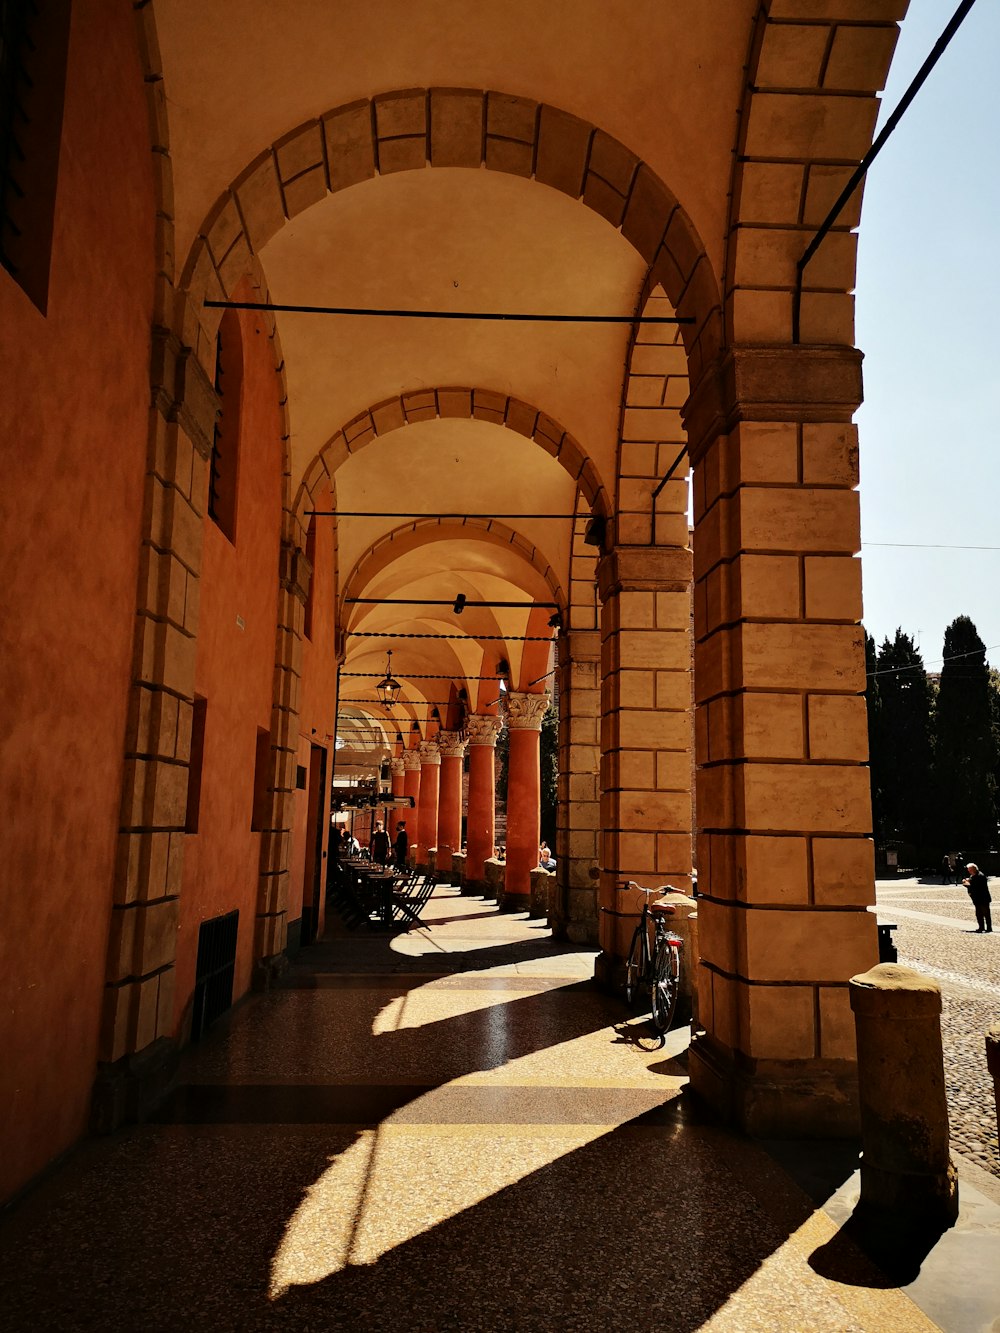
[93, 330, 219, 1130]
[503, 692, 549, 912]
[594, 546, 694, 987]
[465, 714, 501, 892]
[555, 630, 601, 943]
[436, 731, 466, 875]
[416, 741, 441, 869]
[402, 748, 421, 861]
[388, 756, 405, 840]
[684, 346, 877, 1137]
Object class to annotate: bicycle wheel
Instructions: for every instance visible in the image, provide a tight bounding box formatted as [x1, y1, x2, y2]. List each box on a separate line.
[650, 936, 680, 1033]
[624, 926, 645, 1008]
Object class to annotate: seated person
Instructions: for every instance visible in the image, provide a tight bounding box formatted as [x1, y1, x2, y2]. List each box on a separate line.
[537, 841, 556, 871]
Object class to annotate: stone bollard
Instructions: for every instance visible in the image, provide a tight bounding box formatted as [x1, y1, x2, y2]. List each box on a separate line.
[849, 963, 958, 1228]
[483, 857, 505, 902]
[987, 1025, 1000, 1144]
[528, 868, 551, 917]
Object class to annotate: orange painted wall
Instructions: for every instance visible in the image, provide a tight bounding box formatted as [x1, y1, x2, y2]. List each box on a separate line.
[290, 485, 338, 931]
[175, 286, 282, 1033]
[0, 4, 154, 1200]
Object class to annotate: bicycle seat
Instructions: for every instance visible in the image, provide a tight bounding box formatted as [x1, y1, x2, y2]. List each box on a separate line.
[649, 899, 676, 916]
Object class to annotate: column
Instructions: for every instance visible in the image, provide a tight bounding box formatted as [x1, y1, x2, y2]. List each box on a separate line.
[503, 692, 549, 912]
[388, 756, 405, 840]
[555, 630, 601, 942]
[465, 713, 501, 892]
[402, 748, 421, 863]
[436, 731, 467, 876]
[684, 345, 877, 1137]
[416, 740, 441, 869]
[594, 545, 694, 987]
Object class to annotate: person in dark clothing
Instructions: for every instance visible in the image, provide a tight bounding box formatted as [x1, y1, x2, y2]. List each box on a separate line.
[393, 820, 408, 869]
[962, 863, 993, 933]
[370, 821, 390, 865]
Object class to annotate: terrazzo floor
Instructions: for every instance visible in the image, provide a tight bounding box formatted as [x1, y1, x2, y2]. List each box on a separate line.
[1, 885, 998, 1331]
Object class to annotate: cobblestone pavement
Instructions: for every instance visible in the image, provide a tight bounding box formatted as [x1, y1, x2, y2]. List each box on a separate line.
[874, 878, 999, 1179]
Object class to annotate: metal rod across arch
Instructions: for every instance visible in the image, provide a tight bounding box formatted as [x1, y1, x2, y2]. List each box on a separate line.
[205, 299, 694, 325]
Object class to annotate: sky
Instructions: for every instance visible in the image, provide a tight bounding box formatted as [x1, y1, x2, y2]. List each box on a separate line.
[855, 0, 1000, 668]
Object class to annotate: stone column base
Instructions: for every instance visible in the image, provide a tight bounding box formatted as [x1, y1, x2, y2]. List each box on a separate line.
[252, 949, 289, 991]
[593, 950, 623, 993]
[688, 1033, 860, 1138]
[499, 891, 531, 914]
[91, 1036, 178, 1134]
[462, 876, 485, 896]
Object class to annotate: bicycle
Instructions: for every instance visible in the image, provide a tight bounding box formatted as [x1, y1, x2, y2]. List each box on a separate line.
[622, 882, 684, 1034]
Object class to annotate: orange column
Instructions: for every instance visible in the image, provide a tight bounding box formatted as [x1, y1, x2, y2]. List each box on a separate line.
[416, 740, 441, 869]
[388, 756, 405, 839]
[402, 749, 421, 864]
[436, 731, 466, 876]
[465, 714, 501, 893]
[503, 692, 549, 912]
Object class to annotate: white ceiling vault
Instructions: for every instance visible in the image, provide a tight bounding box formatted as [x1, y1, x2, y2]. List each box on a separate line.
[155, 1, 760, 753]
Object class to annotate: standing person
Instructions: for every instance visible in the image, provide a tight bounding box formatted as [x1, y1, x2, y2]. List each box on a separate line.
[954, 853, 965, 886]
[963, 863, 993, 933]
[942, 852, 954, 886]
[393, 819, 409, 869]
[370, 820, 390, 865]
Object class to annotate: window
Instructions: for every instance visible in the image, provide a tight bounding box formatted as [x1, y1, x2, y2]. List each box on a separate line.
[250, 727, 271, 832]
[303, 515, 317, 640]
[208, 307, 243, 542]
[185, 697, 208, 834]
[0, 0, 72, 312]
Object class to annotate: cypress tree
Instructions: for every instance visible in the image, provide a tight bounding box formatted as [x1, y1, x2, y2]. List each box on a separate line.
[934, 616, 998, 857]
[873, 630, 934, 851]
[864, 630, 885, 839]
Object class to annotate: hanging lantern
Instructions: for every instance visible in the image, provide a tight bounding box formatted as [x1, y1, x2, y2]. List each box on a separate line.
[376, 649, 402, 708]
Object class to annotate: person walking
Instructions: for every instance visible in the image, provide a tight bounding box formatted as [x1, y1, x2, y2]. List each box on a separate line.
[954, 853, 966, 886]
[942, 852, 954, 885]
[962, 862, 993, 933]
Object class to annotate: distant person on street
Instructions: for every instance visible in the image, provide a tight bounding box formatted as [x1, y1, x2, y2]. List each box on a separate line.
[942, 852, 954, 885]
[962, 863, 992, 933]
[394, 820, 409, 869]
[954, 853, 965, 886]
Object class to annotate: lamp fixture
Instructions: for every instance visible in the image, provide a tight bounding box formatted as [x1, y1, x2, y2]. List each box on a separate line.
[375, 650, 402, 708]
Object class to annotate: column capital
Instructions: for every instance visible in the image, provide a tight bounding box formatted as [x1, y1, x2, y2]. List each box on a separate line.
[402, 749, 422, 772]
[418, 740, 442, 766]
[390, 756, 405, 777]
[682, 344, 864, 464]
[466, 714, 502, 748]
[437, 730, 467, 759]
[506, 692, 550, 732]
[597, 546, 692, 602]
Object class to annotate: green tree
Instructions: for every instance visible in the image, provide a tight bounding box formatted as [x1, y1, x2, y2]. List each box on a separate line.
[934, 616, 998, 856]
[539, 703, 559, 847]
[872, 629, 934, 850]
[864, 630, 884, 838]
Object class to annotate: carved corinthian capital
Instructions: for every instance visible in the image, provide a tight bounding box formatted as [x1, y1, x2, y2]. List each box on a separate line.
[437, 730, 467, 759]
[418, 740, 442, 766]
[390, 756, 405, 778]
[465, 714, 502, 748]
[402, 749, 422, 772]
[505, 691, 550, 731]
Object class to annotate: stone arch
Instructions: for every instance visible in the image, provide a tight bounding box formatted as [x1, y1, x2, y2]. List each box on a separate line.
[177, 88, 725, 432]
[296, 384, 608, 533]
